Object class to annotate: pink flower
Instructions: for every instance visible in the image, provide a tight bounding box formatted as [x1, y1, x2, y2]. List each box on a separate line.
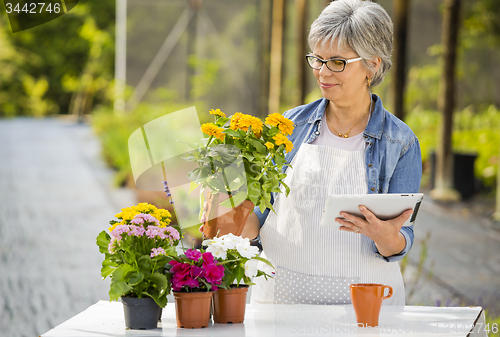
[145, 226, 161, 239]
[202, 252, 215, 266]
[185, 249, 202, 261]
[150, 247, 166, 257]
[108, 237, 118, 254]
[204, 263, 224, 285]
[130, 216, 144, 225]
[111, 225, 129, 239]
[165, 227, 180, 241]
[129, 225, 145, 237]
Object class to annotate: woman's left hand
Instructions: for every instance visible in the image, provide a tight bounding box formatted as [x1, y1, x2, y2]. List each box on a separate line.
[336, 205, 413, 257]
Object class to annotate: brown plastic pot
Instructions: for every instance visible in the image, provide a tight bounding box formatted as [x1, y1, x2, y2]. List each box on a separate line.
[173, 291, 213, 329]
[213, 286, 249, 324]
[203, 195, 254, 239]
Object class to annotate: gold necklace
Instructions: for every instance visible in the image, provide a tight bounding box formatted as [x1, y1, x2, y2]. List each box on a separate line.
[326, 98, 372, 138]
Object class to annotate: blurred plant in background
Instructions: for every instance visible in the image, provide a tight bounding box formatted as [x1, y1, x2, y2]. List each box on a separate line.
[0, 1, 115, 117]
[405, 106, 500, 193]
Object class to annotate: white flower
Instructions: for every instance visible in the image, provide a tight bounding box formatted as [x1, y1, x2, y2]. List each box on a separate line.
[175, 244, 185, 256]
[236, 238, 259, 259]
[221, 233, 241, 250]
[202, 238, 217, 247]
[203, 237, 225, 249]
[206, 244, 227, 260]
[244, 259, 258, 278]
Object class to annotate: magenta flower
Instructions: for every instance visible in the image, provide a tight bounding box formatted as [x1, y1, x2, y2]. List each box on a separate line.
[202, 252, 215, 266]
[185, 249, 202, 261]
[204, 263, 224, 284]
[168, 251, 225, 291]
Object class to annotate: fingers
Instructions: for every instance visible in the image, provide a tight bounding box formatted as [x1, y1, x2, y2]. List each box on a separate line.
[358, 205, 376, 222]
[336, 217, 360, 232]
[393, 209, 414, 225]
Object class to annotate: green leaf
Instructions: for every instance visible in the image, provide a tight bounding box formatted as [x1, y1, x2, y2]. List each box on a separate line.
[215, 117, 230, 127]
[112, 264, 135, 282]
[246, 137, 267, 154]
[96, 231, 111, 253]
[247, 181, 261, 202]
[223, 129, 243, 138]
[109, 281, 133, 301]
[274, 153, 285, 166]
[242, 152, 255, 161]
[150, 272, 168, 290]
[252, 256, 275, 269]
[100, 261, 117, 278]
[259, 202, 267, 214]
[282, 181, 291, 196]
[128, 272, 144, 285]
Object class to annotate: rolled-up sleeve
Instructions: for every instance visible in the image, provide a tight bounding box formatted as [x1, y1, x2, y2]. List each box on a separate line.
[372, 225, 414, 262]
[372, 136, 421, 262]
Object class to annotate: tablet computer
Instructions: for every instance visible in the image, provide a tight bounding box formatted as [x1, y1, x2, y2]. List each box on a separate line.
[319, 193, 424, 228]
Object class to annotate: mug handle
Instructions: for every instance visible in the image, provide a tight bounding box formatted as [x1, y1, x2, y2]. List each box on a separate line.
[383, 285, 393, 300]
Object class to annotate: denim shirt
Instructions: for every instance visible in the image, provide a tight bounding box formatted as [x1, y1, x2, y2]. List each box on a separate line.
[254, 94, 422, 262]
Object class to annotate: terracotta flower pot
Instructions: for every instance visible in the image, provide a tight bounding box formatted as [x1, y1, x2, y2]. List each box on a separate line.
[204, 194, 255, 239]
[121, 296, 161, 329]
[173, 291, 213, 329]
[213, 286, 249, 324]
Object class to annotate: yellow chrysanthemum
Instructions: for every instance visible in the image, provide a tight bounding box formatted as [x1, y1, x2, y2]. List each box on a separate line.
[265, 142, 274, 150]
[209, 108, 226, 118]
[200, 123, 225, 142]
[230, 113, 263, 135]
[155, 209, 172, 227]
[273, 134, 294, 153]
[229, 112, 244, 131]
[265, 113, 294, 136]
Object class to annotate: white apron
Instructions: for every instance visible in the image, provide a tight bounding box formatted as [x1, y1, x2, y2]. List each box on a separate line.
[251, 143, 405, 305]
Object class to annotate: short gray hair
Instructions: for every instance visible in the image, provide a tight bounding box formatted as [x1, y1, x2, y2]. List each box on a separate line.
[308, 0, 393, 87]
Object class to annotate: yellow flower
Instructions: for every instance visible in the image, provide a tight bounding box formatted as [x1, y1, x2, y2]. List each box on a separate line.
[265, 142, 274, 149]
[230, 113, 263, 135]
[201, 123, 225, 142]
[155, 209, 172, 227]
[265, 113, 294, 136]
[209, 108, 226, 118]
[109, 202, 171, 231]
[229, 112, 244, 131]
[273, 134, 294, 153]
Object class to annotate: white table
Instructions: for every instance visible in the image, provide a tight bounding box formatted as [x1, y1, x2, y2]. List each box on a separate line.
[41, 300, 488, 337]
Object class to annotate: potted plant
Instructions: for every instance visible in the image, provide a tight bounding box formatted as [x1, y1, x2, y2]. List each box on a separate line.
[183, 109, 294, 238]
[96, 202, 180, 329]
[165, 248, 225, 329]
[203, 233, 274, 324]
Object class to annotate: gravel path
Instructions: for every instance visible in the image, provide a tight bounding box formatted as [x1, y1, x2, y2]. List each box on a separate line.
[0, 118, 135, 337]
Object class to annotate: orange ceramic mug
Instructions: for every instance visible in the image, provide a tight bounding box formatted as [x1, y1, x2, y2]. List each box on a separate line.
[350, 283, 393, 327]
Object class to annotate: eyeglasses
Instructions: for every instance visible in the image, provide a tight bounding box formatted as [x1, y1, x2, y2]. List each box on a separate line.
[305, 54, 363, 72]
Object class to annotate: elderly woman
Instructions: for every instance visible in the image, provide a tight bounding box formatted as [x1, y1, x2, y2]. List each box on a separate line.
[242, 0, 422, 305]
